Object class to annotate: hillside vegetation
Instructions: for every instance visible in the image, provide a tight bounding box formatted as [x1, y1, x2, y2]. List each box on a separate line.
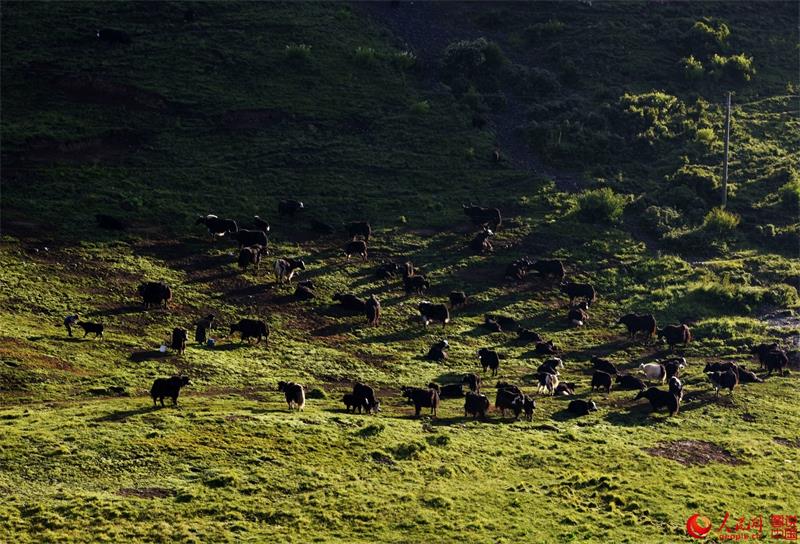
[1, 2, 798, 543]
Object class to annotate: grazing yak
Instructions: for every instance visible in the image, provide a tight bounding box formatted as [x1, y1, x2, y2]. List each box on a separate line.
[534, 340, 559, 355]
[668, 376, 684, 401]
[462, 373, 481, 393]
[495, 388, 523, 419]
[640, 363, 667, 383]
[77, 321, 104, 338]
[591, 356, 618, 375]
[376, 261, 401, 279]
[352, 383, 380, 414]
[230, 319, 269, 344]
[343, 393, 369, 413]
[138, 281, 172, 309]
[517, 328, 543, 344]
[196, 214, 238, 237]
[568, 399, 598, 416]
[252, 215, 270, 233]
[333, 293, 367, 312]
[278, 381, 305, 411]
[737, 366, 763, 384]
[537, 358, 563, 375]
[428, 382, 464, 398]
[478, 348, 500, 376]
[635, 387, 680, 416]
[536, 372, 559, 395]
[522, 395, 536, 421]
[195, 314, 215, 344]
[238, 245, 264, 271]
[568, 304, 589, 327]
[150, 376, 190, 407]
[171, 327, 188, 355]
[530, 259, 565, 281]
[402, 386, 440, 417]
[751, 342, 780, 370]
[763, 349, 789, 375]
[294, 282, 316, 300]
[419, 302, 449, 328]
[618, 313, 657, 341]
[495, 382, 523, 397]
[97, 28, 131, 45]
[483, 316, 503, 333]
[278, 199, 304, 216]
[505, 258, 531, 282]
[233, 229, 268, 249]
[403, 274, 430, 295]
[464, 392, 490, 419]
[425, 339, 449, 361]
[554, 382, 576, 396]
[485, 315, 518, 332]
[591, 371, 613, 394]
[365, 295, 381, 326]
[663, 358, 686, 379]
[708, 369, 739, 397]
[462, 204, 502, 229]
[657, 324, 692, 348]
[469, 227, 494, 254]
[449, 290, 467, 308]
[703, 361, 739, 377]
[615, 374, 646, 391]
[344, 240, 368, 261]
[274, 258, 306, 284]
[347, 221, 371, 241]
[560, 281, 596, 306]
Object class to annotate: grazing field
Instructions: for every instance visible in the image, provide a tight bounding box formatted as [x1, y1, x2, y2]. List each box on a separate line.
[1, 2, 798, 543]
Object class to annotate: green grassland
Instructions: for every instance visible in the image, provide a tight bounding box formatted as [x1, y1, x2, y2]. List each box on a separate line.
[1, 2, 799, 543]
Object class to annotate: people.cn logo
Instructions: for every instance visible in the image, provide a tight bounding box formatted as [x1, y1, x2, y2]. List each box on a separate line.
[687, 513, 713, 539]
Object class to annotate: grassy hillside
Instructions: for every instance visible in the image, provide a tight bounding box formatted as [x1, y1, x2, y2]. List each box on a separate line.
[1, 2, 798, 543]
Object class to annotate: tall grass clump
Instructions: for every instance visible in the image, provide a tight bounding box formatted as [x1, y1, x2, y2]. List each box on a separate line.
[574, 187, 627, 223]
[702, 207, 740, 234]
[284, 43, 312, 64]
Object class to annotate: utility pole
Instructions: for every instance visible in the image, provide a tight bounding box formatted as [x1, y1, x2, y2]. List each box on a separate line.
[721, 91, 731, 208]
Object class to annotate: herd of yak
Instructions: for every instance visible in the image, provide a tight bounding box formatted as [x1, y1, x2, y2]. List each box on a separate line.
[79, 201, 795, 419]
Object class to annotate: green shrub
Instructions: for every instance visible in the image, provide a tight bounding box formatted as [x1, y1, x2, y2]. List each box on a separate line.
[694, 127, 716, 147]
[709, 53, 755, 82]
[524, 19, 566, 43]
[779, 177, 800, 210]
[620, 92, 686, 143]
[353, 46, 378, 66]
[687, 20, 730, 50]
[357, 424, 384, 437]
[391, 50, 416, 70]
[681, 55, 705, 80]
[307, 387, 326, 399]
[574, 187, 627, 223]
[409, 100, 430, 114]
[641, 205, 684, 237]
[702, 207, 740, 234]
[669, 164, 720, 199]
[284, 43, 312, 63]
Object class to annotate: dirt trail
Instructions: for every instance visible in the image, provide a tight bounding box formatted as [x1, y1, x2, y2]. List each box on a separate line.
[355, 1, 585, 191]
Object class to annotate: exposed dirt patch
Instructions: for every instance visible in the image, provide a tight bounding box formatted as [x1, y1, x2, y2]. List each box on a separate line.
[20, 130, 148, 164]
[646, 440, 741, 467]
[54, 74, 168, 110]
[117, 487, 173, 499]
[0, 337, 77, 372]
[773, 437, 800, 448]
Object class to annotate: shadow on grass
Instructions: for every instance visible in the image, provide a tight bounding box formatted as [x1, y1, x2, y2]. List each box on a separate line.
[129, 350, 173, 363]
[311, 322, 355, 337]
[86, 305, 143, 317]
[94, 405, 158, 422]
[46, 335, 86, 343]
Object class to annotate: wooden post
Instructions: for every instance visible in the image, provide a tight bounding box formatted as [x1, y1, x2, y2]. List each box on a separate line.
[721, 92, 731, 208]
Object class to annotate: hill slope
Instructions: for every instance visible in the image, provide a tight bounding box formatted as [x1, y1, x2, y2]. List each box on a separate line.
[1, 2, 799, 543]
